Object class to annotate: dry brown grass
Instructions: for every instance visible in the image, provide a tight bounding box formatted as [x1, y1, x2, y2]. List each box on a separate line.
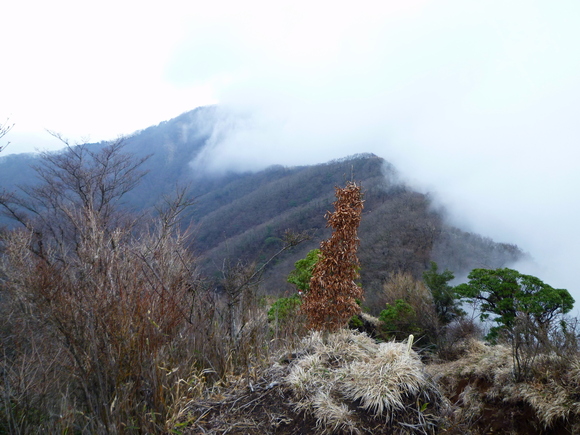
[172, 328, 580, 434]
[428, 338, 580, 433]
[286, 329, 446, 434]
[174, 329, 447, 434]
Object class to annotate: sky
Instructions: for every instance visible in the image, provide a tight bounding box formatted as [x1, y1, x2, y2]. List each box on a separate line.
[1, 0, 580, 304]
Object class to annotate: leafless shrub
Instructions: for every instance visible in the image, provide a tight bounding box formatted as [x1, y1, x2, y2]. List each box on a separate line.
[0, 198, 207, 432]
[214, 229, 311, 376]
[0, 141, 215, 432]
[497, 311, 580, 382]
[435, 318, 483, 361]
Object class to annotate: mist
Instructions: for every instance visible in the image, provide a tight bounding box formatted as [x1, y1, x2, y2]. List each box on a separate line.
[2, 0, 579, 303]
[185, 0, 580, 303]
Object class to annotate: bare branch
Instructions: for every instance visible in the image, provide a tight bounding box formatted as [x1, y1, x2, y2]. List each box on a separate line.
[0, 137, 150, 262]
[0, 117, 14, 153]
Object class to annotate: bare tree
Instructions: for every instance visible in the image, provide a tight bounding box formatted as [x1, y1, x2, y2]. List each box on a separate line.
[0, 136, 150, 262]
[0, 139, 207, 433]
[0, 117, 13, 153]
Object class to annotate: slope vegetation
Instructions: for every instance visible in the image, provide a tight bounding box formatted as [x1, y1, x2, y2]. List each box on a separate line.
[0, 107, 525, 305]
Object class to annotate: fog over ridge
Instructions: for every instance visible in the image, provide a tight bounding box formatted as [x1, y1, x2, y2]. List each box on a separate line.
[185, 1, 580, 298]
[2, 0, 579, 305]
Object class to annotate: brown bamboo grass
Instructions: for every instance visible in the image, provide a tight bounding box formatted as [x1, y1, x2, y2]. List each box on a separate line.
[302, 181, 364, 331]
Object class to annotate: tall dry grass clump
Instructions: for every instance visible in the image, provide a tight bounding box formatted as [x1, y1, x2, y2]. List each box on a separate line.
[428, 339, 580, 433]
[382, 272, 435, 314]
[380, 271, 440, 344]
[286, 329, 447, 434]
[302, 181, 364, 331]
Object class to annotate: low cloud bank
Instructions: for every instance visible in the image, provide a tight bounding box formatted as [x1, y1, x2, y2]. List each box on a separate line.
[188, 1, 580, 302]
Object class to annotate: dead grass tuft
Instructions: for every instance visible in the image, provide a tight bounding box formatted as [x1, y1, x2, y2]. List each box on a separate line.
[340, 342, 429, 416]
[286, 329, 446, 434]
[176, 330, 447, 434]
[428, 339, 580, 433]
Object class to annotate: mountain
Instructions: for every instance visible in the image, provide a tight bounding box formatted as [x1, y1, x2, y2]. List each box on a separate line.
[0, 106, 525, 311]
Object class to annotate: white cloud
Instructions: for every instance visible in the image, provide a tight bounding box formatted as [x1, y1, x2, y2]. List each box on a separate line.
[185, 0, 580, 300]
[1, 0, 213, 151]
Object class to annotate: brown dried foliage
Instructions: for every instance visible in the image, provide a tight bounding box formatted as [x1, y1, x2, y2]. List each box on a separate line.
[0, 140, 312, 432]
[302, 181, 364, 331]
[0, 196, 205, 433]
[1, 142, 211, 433]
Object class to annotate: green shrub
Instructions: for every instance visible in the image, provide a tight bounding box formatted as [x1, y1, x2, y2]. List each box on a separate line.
[287, 249, 320, 292]
[268, 294, 302, 324]
[423, 261, 464, 324]
[455, 267, 575, 380]
[348, 314, 364, 330]
[379, 299, 422, 340]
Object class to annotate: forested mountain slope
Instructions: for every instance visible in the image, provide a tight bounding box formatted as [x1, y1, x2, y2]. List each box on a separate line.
[198, 153, 523, 307]
[0, 106, 525, 307]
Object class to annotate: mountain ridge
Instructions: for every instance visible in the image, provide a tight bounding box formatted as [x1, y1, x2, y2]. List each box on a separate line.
[0, 106, 526, 309]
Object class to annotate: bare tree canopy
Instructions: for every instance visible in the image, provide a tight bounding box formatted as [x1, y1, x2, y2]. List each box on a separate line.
[0, 136, 150, 261]
[0, 117, 14, 153]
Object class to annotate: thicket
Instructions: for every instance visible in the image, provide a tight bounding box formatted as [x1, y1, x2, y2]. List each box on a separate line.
[379, 272, 439, 344]
[455, 268, 575, 380]
[376, 263, 577, 381]
[0, 141, 300, 433]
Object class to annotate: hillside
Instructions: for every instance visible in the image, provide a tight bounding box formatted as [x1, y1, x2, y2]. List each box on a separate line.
[0, 106, 525, 309]
[1, 107, 562, 435]
[186, 153, 524, 309]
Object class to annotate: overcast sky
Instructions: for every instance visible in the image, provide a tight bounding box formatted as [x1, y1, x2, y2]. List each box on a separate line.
[2, 0, 579, 303]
